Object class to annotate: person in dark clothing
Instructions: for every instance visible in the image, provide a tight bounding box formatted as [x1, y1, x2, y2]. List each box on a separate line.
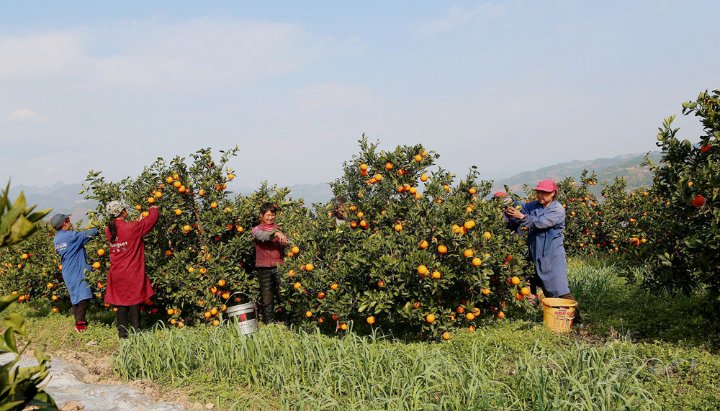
[252, 203, 289, 324]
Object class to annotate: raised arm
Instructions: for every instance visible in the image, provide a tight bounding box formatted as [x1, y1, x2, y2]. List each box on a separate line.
[520, 203, 565, 230]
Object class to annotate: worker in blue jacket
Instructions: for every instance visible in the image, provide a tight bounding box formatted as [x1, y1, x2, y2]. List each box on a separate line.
[52, 213, 99, 332]
[504, 179, 582, 324]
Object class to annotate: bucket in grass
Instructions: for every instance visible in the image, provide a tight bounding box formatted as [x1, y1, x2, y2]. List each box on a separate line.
[224, 292, 258, 336]
[541, 298, 577, 333]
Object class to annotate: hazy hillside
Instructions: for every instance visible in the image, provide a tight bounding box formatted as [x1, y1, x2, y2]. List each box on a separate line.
[6, 152, 662, 223]
[491, 152, 662, 197]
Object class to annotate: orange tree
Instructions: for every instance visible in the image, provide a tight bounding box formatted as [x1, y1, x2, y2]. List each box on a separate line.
[555, 171, 603, 258]
[279, 138, 531, 339]
[81, 147, 305, 326]
[641, 90, 720, 297]
[0, 222, 67, 307]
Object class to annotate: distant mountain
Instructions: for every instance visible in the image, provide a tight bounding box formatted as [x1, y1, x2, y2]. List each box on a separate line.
[7, 183, 99, 223]
[491, 152, 662, 197]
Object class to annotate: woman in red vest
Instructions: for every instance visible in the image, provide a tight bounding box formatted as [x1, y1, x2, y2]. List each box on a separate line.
[104, 200, 159, 338]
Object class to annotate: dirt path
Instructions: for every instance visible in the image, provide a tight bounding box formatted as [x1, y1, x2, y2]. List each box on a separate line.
[1, 353, 211, 410]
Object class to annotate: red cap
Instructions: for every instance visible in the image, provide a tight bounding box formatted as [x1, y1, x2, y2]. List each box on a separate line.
[492, 192, 507, 198]
[534, 179, 557, 192]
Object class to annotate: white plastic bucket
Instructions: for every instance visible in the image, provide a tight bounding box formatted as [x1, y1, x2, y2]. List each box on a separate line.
[225, 294, 258, 335]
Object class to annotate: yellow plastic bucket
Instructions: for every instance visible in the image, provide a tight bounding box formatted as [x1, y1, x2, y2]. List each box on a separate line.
[541, 298, 577, 332]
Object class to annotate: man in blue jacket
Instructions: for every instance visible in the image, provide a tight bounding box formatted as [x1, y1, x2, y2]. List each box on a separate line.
[52, 213, 98, 332]
[504, 179, 582, 325]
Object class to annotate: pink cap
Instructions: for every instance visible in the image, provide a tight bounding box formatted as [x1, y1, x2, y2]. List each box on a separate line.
[492, 192, 507, 198]
[534, 179, 557, 192]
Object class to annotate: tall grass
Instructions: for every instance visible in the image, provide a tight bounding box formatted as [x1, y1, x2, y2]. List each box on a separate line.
[114, 323, 659, 410]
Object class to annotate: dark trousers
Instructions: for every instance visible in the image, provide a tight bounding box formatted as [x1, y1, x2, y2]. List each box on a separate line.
[257, 267, 285, 324]
[116, 304, 141, 338]
[71, 299, 90, 324]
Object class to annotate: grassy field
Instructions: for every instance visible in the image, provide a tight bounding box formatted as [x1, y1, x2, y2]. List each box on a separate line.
[5, 261, 720, 410]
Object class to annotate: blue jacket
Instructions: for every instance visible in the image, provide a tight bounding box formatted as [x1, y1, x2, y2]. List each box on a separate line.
[516, 199, 570, 296]
[54, 229, 98, 304]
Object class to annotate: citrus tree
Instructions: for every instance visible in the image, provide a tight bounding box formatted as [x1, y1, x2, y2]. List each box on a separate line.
[279, 138, 532, 339]
[642, 90, 720, 296]
[81, 147, 305, 326]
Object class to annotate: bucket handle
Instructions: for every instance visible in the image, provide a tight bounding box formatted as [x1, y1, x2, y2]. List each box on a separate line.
[224, 291, 256, 306]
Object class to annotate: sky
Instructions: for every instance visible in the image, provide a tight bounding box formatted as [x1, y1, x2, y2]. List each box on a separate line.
[2, 0, 719, 190]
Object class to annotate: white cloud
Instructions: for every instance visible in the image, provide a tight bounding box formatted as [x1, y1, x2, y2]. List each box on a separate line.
[0, 18, 331, 91]
[4, 108, 49, 124]
[292, 82, 371, 112]
[412, 3, 507, 39]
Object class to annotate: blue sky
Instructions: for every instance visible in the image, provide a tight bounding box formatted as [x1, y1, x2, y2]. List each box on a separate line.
[2, 1, 718, 189]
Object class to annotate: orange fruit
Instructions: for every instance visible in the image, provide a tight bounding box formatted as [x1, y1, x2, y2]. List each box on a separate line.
[360, 163, 368, 171]
[466, 312, 475, 320]
[375, 174, 383, 181]
[147, 197, 155, 204]
[198, 189, 205, 196]
[155, 191, 163, 198]
[135, 205, 142, 210]
[361, 170, 368, 177]
[200, 268, 208, 274]
[174, 209, 182, 215]
[421, 149, 428, 157]
[438, 245, 447, 254]
[419, 240, 429, 249]
[516, 293, 524, 300]
[178, 322, 184, 328]
[385, 162, 393, 170]
[340, 323, 348, 330]
[305, 311, 313, 318]
[442, 332, 451, 340]
[142, 211, 149, 218]
[51, 295, 58, 301]
[166, 176, 174, 183]
[210, 308, 219, 316]
[415, 155, 422, 162]
[468, 326, 476, 332]
[464, 221, 475, 230]
[432, 271, 441, 279]
[497, 312, 505, 319]
[52, 307, 59, 313]
[426, 314, 436, 323]
[167, 309, 175, 315]
[521, 287, 531, 295]
[170, 319, 177, 325]
[228, 173, 235, 180]
[481, 288, 491, 295]
[318, 292, 325, 299]
[511, 276, 520, 285]
[443, 184, 451, 191]
[456, 306, 464, 314]
[212, 320, 220, 326]
[288, 270, 296, 277]
[210, 202, 218, 208]
[188, 267, 195, 273]
[409, 187, 417, 194]
[417, 265, 429, 275]
[420, 174, 428, 182]
[463, 249, 474, 258]
[222, 292, 230, 300]
[237, 226, 244, 232]
[97, 249, 105, 256]
[330, 283, 338, 290]
[469, 188, 476, 194]
[305, 263, 314, 271]
[218, 279, 226, 287]
[367, 316, 375, 324]
[378, 280, 385, 287]
[394, 224, 403, 232]
[294, 282, 301, 289]
[92, 262, 101, 269]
